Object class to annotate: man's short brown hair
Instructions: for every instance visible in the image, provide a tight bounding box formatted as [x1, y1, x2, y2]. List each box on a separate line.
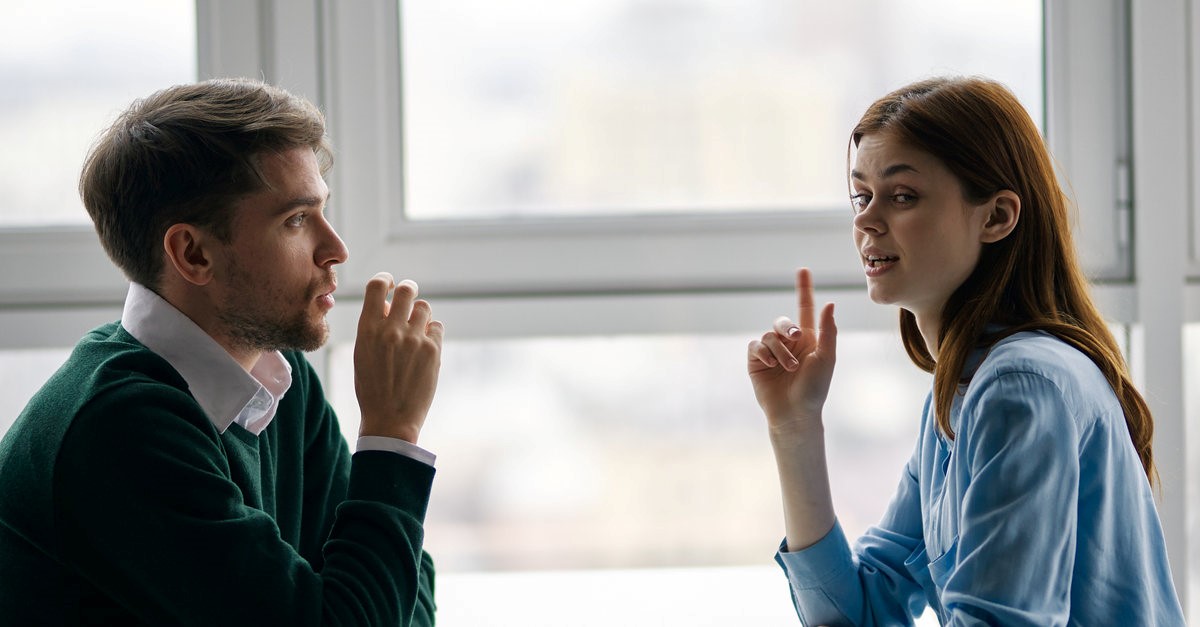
[79, 78, 332, 290]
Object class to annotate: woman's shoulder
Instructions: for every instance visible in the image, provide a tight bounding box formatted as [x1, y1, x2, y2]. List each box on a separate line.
[977, 331, 1098, 381]
[964, 330, 1118, 421]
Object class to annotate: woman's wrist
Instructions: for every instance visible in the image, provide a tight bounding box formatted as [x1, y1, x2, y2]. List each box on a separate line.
[768, 417, 825, 448]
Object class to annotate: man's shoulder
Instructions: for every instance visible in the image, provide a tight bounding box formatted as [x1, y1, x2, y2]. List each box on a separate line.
[10, 322, 196, 440]
[59, 321, 189, 395]
[0, 322, 209, 523]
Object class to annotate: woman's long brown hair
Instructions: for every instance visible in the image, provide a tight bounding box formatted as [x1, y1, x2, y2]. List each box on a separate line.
[850, 77, 1155, 484]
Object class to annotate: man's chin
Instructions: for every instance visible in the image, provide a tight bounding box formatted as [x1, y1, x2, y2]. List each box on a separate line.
[302, 331, 330, 353]
[219, 309, 331, 354]
[291, 321, 330, 353]
[261, 319, 329, 353]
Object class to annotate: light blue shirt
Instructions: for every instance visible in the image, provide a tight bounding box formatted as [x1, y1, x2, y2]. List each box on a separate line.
[121, 282, 435, 465]
[775, 332, 1184, 626]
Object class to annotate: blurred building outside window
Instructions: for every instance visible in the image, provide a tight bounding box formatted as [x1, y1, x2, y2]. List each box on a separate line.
[0, 0, 196, 226]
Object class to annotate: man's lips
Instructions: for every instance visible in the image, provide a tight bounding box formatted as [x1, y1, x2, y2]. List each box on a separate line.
[313, 281, 337, 307]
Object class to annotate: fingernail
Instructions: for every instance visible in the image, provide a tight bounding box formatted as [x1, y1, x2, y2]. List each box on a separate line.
[789, 358, 799, 366]
[788, 327, 800, 337]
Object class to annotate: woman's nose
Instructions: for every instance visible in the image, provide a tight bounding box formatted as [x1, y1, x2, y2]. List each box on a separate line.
[852, 201, 885, 235]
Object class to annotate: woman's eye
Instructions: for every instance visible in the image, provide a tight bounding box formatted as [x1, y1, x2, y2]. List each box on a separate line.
[892, 193, 916, 204]
[849, 194, 871, 212]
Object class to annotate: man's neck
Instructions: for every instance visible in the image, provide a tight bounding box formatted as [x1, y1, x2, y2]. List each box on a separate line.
[219, 342, 264, 374]
[155, 281, 263, 373]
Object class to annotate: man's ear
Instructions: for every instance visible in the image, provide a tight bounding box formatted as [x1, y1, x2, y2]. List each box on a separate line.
[163, 224, 217, 286]
[980, 190, 1021, 244]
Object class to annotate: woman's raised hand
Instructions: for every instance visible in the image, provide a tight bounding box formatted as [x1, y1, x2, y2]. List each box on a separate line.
[747, 268, 837, 436]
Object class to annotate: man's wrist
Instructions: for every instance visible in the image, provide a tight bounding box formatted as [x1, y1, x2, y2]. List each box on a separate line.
[356, 436, 436, 466]
[359, 419, 421, 444]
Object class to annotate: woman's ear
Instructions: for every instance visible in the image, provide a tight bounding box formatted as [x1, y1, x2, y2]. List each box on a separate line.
[163, 224, 216, 286]
[980, 190, 1021, 244]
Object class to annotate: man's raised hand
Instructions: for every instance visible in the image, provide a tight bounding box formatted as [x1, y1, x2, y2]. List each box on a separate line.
[354, 272, 444, 444]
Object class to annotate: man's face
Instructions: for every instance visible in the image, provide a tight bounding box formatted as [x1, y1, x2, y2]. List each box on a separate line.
[212, 147, 348, 353]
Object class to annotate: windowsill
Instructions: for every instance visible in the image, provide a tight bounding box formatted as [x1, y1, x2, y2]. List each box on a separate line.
[434, 565, 939, 626]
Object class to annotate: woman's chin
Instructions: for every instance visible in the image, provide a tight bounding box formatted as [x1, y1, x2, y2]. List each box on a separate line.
[865, 286, 897, 306]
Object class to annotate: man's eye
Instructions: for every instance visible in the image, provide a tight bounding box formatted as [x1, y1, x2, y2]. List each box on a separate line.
[286, 213, 307, 227]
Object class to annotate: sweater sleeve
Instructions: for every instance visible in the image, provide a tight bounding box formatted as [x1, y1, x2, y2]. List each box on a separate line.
[292, 353, 438, 625]
[53, 379, 435, 627]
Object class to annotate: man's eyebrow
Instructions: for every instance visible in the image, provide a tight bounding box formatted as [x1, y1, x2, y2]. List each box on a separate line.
[850, 163, 920, 181]
[273, 191, 331, 215]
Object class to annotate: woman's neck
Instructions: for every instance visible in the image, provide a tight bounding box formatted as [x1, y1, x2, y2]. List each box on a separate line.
[915, 313, 940, 361]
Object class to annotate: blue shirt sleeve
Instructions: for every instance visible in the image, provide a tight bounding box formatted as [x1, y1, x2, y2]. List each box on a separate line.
[773, 334, 1183, 625]
[774, 373, 1080, 626]
[775, 442, 930, 626]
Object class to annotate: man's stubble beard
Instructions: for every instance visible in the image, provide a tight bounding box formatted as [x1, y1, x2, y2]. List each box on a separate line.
[215, 260, 330, 353]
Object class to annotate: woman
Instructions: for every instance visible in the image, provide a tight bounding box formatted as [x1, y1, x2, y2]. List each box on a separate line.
[748, 77, 1184, 625]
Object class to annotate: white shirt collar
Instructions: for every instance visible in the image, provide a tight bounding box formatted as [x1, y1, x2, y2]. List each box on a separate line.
[120, 282, 292, 435]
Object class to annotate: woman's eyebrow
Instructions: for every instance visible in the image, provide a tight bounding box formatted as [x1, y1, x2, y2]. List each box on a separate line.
[850, 163, 920, 181]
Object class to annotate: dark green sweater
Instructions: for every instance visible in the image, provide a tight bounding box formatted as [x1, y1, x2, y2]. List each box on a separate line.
[0, 322, 436, 625]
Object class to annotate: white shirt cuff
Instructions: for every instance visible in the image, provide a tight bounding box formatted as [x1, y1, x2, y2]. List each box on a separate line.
[356, 436, 436, 467]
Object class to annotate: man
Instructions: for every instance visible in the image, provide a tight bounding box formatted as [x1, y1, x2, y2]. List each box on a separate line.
[0, 78, 442, 625]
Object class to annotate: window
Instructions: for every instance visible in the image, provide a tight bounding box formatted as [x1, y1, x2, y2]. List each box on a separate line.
[1186, 324, 1200, 617]
[327, 331, 931, 572]
[320, 0, 1128, 304]
[3, 0, 1178, 623]
[312, 2, 1153, 622]
[0, 348, 72, 435]
[399, 1, 1041, 220]
[324, 1, 1105, 299]
[0, 1, 196, 306]
[324, 328, 940, 624]
[1190, 0, 1200, 275]
[0, 1, 196, 226]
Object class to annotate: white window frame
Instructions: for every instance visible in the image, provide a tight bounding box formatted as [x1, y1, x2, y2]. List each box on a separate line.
[0, 0, 1135, 320]
[1134, 0, 1194, 617]
[323, 0, 1129, 299]
[3, 0, 1196, 618]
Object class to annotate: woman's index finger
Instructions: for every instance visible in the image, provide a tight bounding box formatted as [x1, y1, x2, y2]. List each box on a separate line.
[796, 267, 815, 331]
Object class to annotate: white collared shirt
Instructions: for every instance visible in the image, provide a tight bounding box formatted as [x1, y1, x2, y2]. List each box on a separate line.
[121, 283, 434, 466]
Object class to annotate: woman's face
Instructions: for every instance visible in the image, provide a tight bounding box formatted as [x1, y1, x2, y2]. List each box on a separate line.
[849, 132, 996, 324]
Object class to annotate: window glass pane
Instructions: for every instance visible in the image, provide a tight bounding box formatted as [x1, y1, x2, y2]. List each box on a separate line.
[400, 0, 1042, 220]
[327, 331, 932, 572]
[0, 1, 197, 227]
[0, 348, 72, 437]
[1186, 323, 1200, 618]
